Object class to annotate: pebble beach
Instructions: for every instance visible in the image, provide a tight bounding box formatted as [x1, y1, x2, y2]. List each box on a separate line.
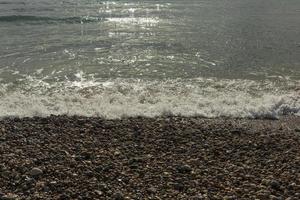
[1, 116, 300, 199]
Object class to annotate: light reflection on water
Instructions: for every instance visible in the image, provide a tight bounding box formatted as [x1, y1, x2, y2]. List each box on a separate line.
[0, 0, 299, 86]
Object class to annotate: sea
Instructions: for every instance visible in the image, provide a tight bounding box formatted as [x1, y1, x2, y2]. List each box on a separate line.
[0, 0, 299, 119]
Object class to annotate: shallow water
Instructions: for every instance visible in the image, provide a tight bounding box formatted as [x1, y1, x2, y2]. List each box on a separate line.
[0, 0, 299, 118]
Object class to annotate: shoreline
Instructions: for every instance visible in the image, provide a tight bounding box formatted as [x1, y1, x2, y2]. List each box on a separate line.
[1, 115, 300, 199]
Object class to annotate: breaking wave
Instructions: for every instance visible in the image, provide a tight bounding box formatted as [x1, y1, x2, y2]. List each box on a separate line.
[0, 75, 299, 119]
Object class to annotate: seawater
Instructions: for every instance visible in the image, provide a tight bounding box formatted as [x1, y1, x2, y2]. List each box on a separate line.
[0, 0, 299, 118]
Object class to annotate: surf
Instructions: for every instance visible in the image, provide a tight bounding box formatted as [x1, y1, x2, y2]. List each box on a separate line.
[0, 76, 299, 119]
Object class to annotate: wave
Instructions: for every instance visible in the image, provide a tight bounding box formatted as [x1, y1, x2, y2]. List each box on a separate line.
[0, 76, 299, 119]
[0, 15, 103, 24]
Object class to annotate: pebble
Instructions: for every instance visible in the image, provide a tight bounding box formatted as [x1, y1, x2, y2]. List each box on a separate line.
[269, 195, 282, 200]
[35, 181, 46, 189]
[231, 129, 242, 134]
[261, 178, 269, 185]
[191, 194, 205, 200]
[113, 192, 124, 200]
[58, 193, 70, 200]
[29, 167, 43, 176]
[257, 190, 271, 199]
[0, 164, 6, 171]
[224, 195, 236, 200]
[269, 180, 281, 190]
[49, 181, 57, 186]
[98, 183, 108, 192]
[146, 187, 157, 194]
[173, 182, 185, 191]
[176, 164, 192, 173]
[94, 190, 103, 196]
[1, 193, 19, 200]
[114, 150, 121, 156]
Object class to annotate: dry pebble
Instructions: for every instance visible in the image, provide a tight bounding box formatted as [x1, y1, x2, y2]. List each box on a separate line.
[1, 193, 19, 200]
[0, 115, 300, 199]
[29, 168, 43, 177]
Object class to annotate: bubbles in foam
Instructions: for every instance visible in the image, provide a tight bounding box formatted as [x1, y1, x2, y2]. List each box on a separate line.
[0, 74, 299, 119]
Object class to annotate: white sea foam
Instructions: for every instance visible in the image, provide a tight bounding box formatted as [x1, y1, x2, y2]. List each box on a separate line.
[0, 76, 299, 119]
[106, 17, 159, 25]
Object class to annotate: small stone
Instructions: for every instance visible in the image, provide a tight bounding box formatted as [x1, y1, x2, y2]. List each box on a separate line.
[257, 190, 271, 199]
[98, 183, 108, 192]
[231, 129, 242, 134]
[95, 190, 103, 196]
[269, 180, 280, 190]
[114, 150, 121, 156]
[24, 175, 34, 184]
[113, 192, 124, 200]
[0, 164, 6, 171]
[81, 151, 93, 160]
[224, 196, 236, 200]
[191, 194, 204, 200]
[261, 178, 269, 185]
[1, 170, 10, 178]
[295, 128, 300, 132]
[58, 193, 70, 200]
[1, 193, 19, 200]
[129, 163, 139, 169]
[173, 182, 185, 191]
[83, 169, 94, 177]
[43, 186, 50, 192]
[29, 167, 43, 176]
[35, 181, 46, 189]
[269, 195, 282, 200]
[176, 164, 192, 173]
[146, 187, 157, 194]
[128, 157, 144, 164]
[49, 181, 57, 185]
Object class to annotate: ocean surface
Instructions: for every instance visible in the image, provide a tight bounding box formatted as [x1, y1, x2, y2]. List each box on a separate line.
[0, 0, 299, 118]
